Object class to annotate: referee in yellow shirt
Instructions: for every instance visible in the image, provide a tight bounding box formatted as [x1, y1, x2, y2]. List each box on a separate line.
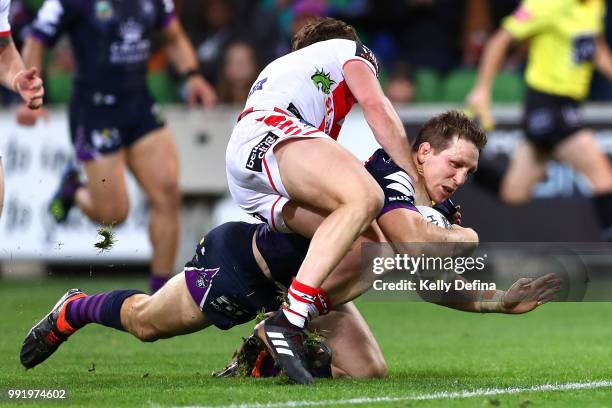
[467, 0, 612, 240]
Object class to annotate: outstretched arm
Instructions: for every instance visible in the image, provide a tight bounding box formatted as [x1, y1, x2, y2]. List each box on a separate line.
[418, 273, 561, 314]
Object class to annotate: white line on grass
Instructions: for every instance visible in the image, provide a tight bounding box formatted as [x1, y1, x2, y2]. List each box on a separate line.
[167, 380, 612, 408]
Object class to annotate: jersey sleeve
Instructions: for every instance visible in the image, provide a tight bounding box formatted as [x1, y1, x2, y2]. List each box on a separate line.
[29, 0, 77, 47]
[156, 0, 176, 29]
[364, 148, 418, 218]
[336, 39, 379, 77]
[0, 0, 11, 37]
[502, 0, 563, 40]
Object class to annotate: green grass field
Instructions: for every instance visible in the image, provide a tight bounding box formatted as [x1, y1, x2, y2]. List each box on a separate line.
[2, 277, 612, 407]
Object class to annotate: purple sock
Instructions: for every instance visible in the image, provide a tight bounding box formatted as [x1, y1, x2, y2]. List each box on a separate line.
[149, 276, 169, 294]
[65, 290, 143, 331]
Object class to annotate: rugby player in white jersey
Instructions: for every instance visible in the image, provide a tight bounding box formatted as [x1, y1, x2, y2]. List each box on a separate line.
[225, 17, 479, 383]
[0, 0, 44, 218]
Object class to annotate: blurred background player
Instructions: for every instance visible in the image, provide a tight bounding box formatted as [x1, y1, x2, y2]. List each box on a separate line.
[0, 0, 44, 219]
[466, 0, 612, 240]
[16, 0, 217, 292]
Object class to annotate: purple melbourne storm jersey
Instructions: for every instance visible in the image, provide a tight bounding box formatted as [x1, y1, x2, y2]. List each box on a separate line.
[30, 0, 175, 94]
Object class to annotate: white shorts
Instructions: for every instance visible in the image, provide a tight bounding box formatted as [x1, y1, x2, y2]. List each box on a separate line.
[226, 110, 328, 232]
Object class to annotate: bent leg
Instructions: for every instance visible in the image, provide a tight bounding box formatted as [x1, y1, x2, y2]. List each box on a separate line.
[127, 127, 181, 280]
[76, 150, 130, 224]
[275, 137, 384, 288]
[309, 302, 387, 379]
[282, 201, 388, 305]
[120, 273, 210, 342]
[555, 129, 612, 238]
[554, 129, 612, 194]
[500, 140, 547, 205]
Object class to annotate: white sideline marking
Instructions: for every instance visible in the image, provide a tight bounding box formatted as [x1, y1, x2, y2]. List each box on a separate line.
[167, 380, 612, 408]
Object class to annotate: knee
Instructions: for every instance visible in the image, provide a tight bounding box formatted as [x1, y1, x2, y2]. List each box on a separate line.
[94, 205, 129, 225]
[132, 312, 161, 342]
[349, 355, 388, 379]
[500, 183, 530, 206]
[347, 184, 384, 224]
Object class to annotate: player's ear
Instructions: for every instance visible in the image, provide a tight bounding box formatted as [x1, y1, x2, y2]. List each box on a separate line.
[417, 142, 431, 164]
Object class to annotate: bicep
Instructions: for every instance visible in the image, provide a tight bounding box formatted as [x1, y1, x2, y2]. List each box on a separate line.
[343, 60, 386, 108]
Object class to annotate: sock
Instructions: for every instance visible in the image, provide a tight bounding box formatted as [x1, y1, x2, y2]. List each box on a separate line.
[282, 279, 331, 328]
[472, 158, 506, 196]
[593, 192, 612, 241]
[65, 290, 143, 331]
[149, 276, 169, 294]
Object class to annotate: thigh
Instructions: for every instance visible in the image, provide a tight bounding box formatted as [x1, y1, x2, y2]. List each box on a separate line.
[274, 137, 382, 212]
[554, 129, 612, 192]
[82, 150, 130, 210]
[126, 127, 179, 201]
[309, 302, 386, 379]
[130, 272, 210, 337]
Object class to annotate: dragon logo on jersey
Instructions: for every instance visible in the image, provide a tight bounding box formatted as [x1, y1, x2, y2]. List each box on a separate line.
[311, 69, 335, 94]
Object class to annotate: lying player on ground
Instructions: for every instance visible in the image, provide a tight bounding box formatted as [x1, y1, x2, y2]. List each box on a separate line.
[21, 112, 561, 379]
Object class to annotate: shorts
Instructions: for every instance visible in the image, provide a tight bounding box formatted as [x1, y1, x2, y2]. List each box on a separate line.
[183, 222, 283, 330]
[523, 87, 583, 151]
[69, 90, 166, 162]
[225, 109, 329, 232]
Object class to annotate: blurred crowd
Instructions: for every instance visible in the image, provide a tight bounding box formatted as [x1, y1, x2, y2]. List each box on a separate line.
[3, 0, 612, 106]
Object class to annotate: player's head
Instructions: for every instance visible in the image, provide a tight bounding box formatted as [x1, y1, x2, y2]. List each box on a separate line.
[292, 17, 359, 51]
[413, 111, 486, 202]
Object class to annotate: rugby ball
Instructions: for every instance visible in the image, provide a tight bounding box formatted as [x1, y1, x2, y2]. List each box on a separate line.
[415, 205, 452, 229]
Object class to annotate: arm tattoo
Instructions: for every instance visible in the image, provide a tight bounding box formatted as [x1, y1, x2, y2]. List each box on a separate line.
[0, 35, 13, 50]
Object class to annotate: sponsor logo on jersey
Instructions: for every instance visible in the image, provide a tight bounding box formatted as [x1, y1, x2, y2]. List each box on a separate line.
[246, 132, 280, 172]
[91, 128, 120, 150]
[95, 0, 113, 21]
[388, 195, 411, 202]
[195, 267, 220, 289]
[311, 68, 335, 94]
[110, 19, 150, 64]
[355, 43, 379, 75]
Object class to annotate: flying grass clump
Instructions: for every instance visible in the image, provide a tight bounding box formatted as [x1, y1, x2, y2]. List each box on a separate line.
[95, 225, 116, 252]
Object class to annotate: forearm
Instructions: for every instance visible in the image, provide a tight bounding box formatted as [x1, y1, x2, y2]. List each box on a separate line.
[421, 276, 504, 313]
[0, 39, 26, 91]
[21, 37, 45, 74]
[165, 27, 199, 75]
[474, 29, 513, 90]
[595, 38, 612, 81]
[363, 98, 415, 177]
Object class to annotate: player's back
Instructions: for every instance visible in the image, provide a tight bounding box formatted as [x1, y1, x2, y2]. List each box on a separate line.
[245, 38, 378, 139]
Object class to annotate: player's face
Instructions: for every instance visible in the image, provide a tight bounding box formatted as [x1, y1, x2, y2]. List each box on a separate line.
[421, 136, 479, 203]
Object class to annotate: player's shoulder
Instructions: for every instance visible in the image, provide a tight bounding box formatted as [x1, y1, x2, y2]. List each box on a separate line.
[518, 0, 568, 16]
[365, 149, 415, 187]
